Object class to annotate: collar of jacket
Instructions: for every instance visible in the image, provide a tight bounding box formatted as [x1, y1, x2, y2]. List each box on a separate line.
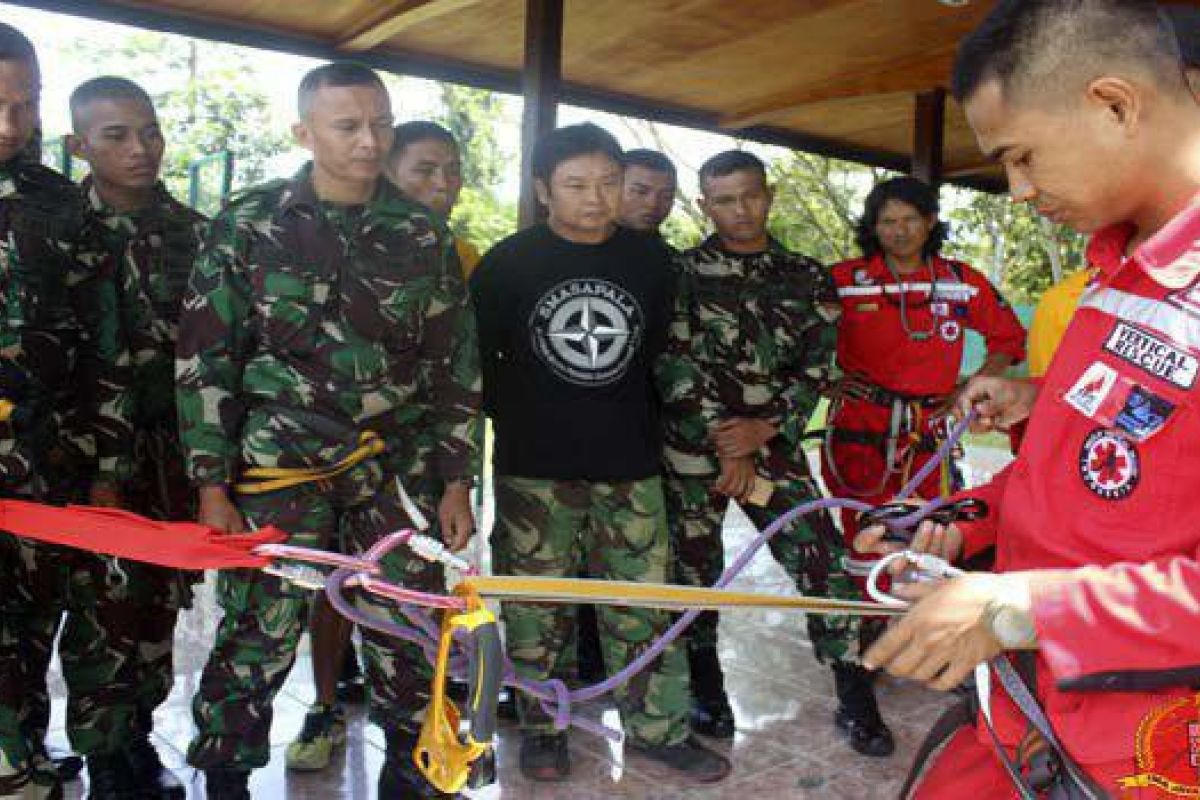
[80, 174, 176, 225]
[1088, 191, 1200, 289]
[278, 161, 406, 216]
[700, 232, 790, 259]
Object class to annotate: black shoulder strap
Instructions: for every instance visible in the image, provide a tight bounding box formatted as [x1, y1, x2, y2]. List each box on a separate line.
[898, 697, 976, 799]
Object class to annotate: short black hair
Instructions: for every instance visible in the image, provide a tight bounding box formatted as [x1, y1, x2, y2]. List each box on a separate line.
[855, 176, 948, 260]
[530, 122, 622, 184]
[391, 120, 457, 158]
[70, 76, 154, 132]
[297, 61, 386, 117]
[1164, 4, 1200, 69]
[952, 0, 1183, 105]
[698, 150, 767, 192]
[0, 23, 38, 74]
[622, 148, 676, 181]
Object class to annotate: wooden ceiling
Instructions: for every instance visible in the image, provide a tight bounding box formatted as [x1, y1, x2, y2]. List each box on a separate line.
[15, 0, 1022, 186]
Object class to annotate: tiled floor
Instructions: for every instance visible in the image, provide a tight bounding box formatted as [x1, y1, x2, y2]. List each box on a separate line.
[45, 446, 1008, 799]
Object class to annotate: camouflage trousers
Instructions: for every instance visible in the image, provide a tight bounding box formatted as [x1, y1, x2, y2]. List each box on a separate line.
[187, 462, 444, 772]
[664, 451, 862, 666]
[116, 423, 196, 727]
[0, 535, 145, 763]
[491, 475, 689, 747]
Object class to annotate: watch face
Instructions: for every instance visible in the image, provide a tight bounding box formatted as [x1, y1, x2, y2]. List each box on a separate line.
[992, 605, 1037, 649]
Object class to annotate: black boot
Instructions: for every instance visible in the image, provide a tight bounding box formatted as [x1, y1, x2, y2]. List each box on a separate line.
[687, 640, 735, 739]
[626, 735, 732, 784]
[125, 736, 185, 800]
[832, 663, 895, 757]
[203, 769, 250, 800]
[85, 754, 136, 800]
[379, 730, 458, 798]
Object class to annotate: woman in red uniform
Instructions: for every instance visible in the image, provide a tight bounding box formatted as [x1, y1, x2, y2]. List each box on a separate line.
[823, 177, 1025, 581]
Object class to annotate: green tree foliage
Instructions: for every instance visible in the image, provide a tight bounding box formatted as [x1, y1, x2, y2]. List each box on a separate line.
[946, 191, 1086, 304]
[437, 84, 517, 250]
[767, 152, 886, 264]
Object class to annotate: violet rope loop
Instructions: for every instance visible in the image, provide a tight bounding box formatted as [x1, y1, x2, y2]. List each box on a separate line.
[271, 413, 976, 740]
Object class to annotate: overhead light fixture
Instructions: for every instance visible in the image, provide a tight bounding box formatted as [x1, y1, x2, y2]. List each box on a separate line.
[939, 0, 971, 6]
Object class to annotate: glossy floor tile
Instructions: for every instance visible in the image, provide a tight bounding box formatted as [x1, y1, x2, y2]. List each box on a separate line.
[46, 447, 1009, 798]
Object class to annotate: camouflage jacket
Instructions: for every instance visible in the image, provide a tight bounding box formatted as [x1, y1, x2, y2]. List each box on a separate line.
[0, 157, 133, 485]
[657, 235, 840, 476]
[83, 177, 207, 429]
[176, 163, 481, 486]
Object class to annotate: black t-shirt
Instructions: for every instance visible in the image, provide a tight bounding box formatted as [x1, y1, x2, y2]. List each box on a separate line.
[470, 223, 674, 481]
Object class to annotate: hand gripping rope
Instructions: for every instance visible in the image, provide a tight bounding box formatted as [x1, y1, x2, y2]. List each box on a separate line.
[0, 416, 981, 794]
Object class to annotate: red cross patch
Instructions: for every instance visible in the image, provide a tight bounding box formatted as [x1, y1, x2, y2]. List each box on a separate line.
[1078, 428, 1140, 500]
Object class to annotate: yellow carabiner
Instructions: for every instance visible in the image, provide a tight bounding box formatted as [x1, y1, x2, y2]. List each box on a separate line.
[413, 586, 501, 793]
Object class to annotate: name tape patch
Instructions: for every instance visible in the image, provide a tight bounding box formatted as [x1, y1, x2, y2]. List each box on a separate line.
[1103, 322, 1198, 390]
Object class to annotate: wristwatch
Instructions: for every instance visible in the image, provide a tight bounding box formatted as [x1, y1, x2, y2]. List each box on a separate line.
[982, 599, 1038, 650]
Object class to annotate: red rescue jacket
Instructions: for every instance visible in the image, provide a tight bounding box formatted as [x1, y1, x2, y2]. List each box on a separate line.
[958, 204, 1200, 766]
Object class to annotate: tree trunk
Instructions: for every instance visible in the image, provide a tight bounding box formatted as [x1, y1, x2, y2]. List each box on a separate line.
[1039, 216, 1064, 283]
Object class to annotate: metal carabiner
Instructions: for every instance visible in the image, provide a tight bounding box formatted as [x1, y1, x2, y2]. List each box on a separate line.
[858, 497, 989, 544]
[865, 551, 964, 607]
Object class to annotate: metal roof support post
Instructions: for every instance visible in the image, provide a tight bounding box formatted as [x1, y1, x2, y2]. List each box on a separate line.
[517, 0, 563, 228]
[912, 87, 946, 189]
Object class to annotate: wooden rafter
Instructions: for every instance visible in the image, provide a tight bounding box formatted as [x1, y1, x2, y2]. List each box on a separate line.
[720, 46, 957, 129]
[338, 0, 487, 52]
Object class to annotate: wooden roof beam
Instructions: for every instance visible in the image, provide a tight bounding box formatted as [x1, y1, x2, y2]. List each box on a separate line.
[338, 0, 487, 52]
[720, 47, 956, 129]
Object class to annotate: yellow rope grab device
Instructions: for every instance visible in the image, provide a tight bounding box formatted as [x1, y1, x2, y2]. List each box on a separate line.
[416, 584, 503, 793]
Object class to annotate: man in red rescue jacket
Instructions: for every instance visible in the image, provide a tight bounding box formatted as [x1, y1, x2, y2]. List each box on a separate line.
[857, 2, 1200, 798]
[824, 176, 1025, 581]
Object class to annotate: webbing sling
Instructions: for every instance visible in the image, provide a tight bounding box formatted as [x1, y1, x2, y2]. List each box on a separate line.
[233, 430, 386, 495]
[980, 656, 1108, 800]
[464, 575, 905, 615]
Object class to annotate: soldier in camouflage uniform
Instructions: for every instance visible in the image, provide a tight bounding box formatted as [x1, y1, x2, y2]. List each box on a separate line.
[67, 75, 209, 798]
[0, 24, 142, 800]
[658, 150, 894, 757]
[176, 63, 480, 800]
[471, 124, 730, 786]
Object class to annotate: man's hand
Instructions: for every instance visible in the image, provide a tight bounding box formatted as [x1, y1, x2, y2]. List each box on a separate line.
[863, 572, 1032, 691]
[854, 516, 964, 572]
[955, 376, 1040, 433]
[711, 418, 776, 458]
[198, 485, 245, 534]
[88, 481, 121, 508]
[714, 454, 756, 501]
[438, 481, 475, 552]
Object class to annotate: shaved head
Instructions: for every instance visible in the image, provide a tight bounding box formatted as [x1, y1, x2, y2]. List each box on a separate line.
[70, 76, 154, 132]
[952, 0, 1186, 107]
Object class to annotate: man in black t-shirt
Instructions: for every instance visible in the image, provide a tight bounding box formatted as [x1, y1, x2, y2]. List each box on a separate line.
[471, 123, 729, 785]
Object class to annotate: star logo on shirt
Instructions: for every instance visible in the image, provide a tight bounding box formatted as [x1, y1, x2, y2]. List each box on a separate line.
[530, 278, 644, 386]
[549, 296, 630, 368]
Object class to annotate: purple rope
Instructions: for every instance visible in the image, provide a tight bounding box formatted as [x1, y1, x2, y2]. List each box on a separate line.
[319, 413, 976, 740]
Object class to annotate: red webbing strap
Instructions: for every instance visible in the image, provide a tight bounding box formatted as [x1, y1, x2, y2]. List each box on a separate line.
[0, 499, 287, 569]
